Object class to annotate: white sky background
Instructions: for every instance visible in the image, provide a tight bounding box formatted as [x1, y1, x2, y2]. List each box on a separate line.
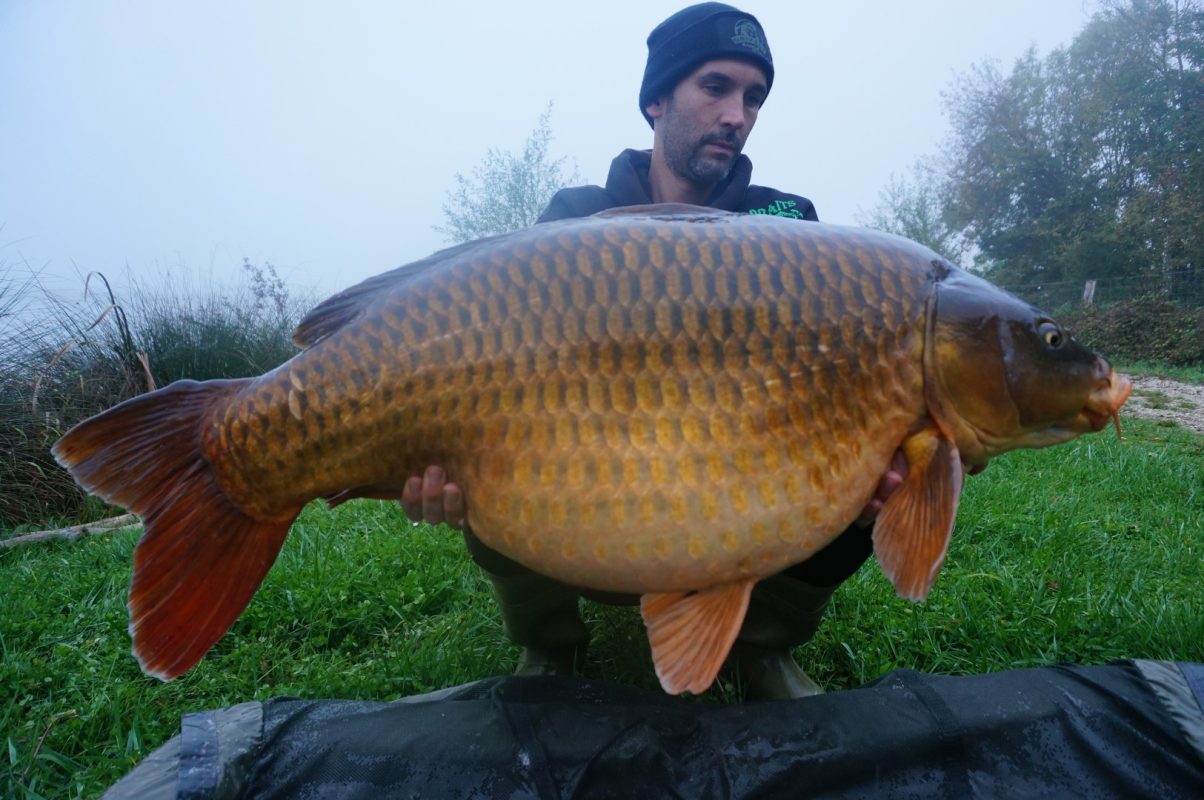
[1, 1, 1096, 307]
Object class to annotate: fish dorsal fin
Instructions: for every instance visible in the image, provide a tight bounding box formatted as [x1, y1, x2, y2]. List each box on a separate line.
[592, 203, 737, 221]
[872, 425, 965, 601]
[641, 579, 755, 695]
[292, 259, 442, 348]
[292, 238, 485, 348]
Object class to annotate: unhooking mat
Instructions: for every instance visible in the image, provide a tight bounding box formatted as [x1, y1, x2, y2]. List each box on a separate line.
[104, 659, 1204, 799]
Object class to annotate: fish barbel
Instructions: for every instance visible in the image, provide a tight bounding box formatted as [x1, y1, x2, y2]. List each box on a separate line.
[53, 205, 1132, 694]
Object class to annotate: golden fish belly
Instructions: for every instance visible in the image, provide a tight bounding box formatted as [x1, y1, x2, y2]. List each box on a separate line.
[465, 398, 922, 594]
[211, 215, 934, 592]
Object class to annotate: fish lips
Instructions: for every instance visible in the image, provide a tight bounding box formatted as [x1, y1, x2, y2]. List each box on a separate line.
[1082, 370, 1133, 432]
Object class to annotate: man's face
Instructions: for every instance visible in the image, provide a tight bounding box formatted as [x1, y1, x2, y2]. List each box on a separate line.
[646, 59, 768, 188]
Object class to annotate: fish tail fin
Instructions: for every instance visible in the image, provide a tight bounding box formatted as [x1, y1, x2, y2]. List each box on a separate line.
[53, 380, 302, 680]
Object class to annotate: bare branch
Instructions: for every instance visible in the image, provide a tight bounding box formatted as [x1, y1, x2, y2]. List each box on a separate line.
[1, 514, 139, 549]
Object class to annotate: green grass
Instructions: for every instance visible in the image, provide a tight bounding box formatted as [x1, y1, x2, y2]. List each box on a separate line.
[2, 418, 1202, 798]
[1131, 388, 1198, 410]
[818, 418, 1203, 686]
[1118, 360, 1204, 384]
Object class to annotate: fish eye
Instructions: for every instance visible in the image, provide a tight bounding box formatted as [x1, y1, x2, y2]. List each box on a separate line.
[1038, 321, 1064, 349]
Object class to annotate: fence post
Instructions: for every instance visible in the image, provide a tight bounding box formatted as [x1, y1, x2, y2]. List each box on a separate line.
[1082, 280, 1096, 306]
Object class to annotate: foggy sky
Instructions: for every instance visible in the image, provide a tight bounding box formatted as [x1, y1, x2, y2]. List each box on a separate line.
[1, 1, 1095, 306]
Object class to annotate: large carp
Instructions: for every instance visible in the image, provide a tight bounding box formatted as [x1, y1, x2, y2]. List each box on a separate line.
[54, 206, 1131, 695]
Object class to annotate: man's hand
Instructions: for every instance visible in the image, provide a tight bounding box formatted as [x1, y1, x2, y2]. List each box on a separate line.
[856, 449, 908, 526]
[401, 465, 466, 530]
[855, 449, 989, 527]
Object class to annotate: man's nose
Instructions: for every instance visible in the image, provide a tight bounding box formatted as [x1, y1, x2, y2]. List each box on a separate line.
[716, 95, 748, 129]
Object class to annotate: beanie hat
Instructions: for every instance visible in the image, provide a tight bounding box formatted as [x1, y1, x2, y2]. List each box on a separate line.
[639, 3, 774, 128]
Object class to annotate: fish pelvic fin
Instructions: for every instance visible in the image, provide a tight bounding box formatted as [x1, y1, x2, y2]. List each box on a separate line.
[52, 380, 302, 680]
[641, 579, 755, 696]
[872, 425, 965, 602]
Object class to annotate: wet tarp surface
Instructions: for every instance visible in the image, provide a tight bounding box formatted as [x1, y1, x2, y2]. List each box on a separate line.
[106, 660, 1204, 799]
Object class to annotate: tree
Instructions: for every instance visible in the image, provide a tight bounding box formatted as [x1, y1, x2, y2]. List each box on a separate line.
[1082, 0, 1204, 277]
[858, 158, 968, 265]
[942, 50, 1096, 283]
[941, 0, 1204, 287]
[437, 105, 582, 244]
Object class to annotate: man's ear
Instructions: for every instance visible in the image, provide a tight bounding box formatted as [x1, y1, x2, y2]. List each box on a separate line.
[645, 97, 667, 122]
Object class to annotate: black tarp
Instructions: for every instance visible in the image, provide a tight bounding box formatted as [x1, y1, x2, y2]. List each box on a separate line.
[105, 659, 1204, 799]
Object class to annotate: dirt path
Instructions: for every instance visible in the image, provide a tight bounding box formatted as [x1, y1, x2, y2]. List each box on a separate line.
[1122, 374, 1204, 434]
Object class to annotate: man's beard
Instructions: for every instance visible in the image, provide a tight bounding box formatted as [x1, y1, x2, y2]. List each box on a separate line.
[660, 105, 742, 189]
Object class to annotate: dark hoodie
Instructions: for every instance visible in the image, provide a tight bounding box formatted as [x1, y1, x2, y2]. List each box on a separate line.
[538, 148, 818, 223]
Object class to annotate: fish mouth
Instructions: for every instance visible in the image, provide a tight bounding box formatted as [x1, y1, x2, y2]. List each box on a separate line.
[1081, 366, 1133, 434]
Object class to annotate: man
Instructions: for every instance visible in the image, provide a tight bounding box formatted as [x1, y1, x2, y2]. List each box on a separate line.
[403, 3, 906, 699]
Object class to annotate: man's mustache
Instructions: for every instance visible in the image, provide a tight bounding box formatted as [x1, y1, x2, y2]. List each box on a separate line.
[699, 131, 740, 150]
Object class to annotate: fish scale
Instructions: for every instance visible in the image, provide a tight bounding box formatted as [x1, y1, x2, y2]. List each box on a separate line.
[53, 206, 1131, 690]
[207, 213, 931, 593]
[418, 225, 881, 580]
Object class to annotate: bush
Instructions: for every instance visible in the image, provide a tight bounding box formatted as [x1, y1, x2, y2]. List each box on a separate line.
[1057, 296, 1204, 367]
[0, 272, 125, 527]
[127, 260, 306, 386]
[0, 263, 312, 531]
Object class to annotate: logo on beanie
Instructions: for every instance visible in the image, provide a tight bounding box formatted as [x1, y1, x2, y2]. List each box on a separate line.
[731, 20, 769, 59]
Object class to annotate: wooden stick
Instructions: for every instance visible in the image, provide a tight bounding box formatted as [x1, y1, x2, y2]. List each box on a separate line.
[1, 513, 139, 549]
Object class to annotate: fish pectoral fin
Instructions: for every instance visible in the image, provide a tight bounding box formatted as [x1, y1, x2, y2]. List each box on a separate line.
[640, 579, 756, 696]
[872, 425, 965, 602]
